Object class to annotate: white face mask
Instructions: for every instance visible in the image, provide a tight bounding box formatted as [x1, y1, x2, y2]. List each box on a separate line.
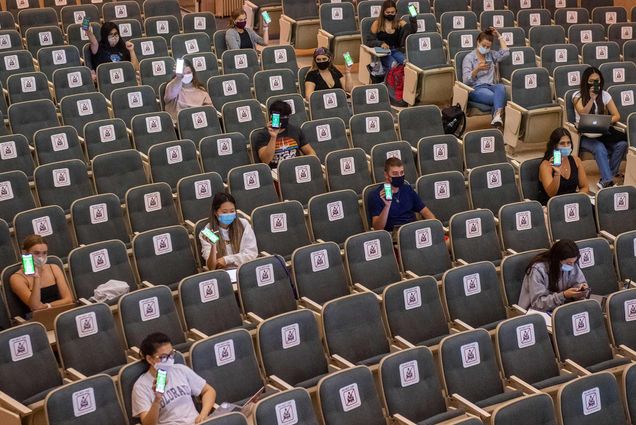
[153, 357, 175, 370]
[181, 74, 193, 84]
[108, 35, 119, 47]
[33, 256, 47, 267]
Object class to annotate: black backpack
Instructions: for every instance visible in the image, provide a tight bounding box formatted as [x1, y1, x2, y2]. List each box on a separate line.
[441, 104, 466, 138]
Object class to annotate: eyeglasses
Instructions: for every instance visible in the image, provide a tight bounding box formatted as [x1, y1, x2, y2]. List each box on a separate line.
[153, 349, 176, 362]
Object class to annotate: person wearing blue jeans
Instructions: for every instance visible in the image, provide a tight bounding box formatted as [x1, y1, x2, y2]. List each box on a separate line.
[462, 27, 510, 127]
[365, 0, 416, 71]
[574, 67, 627, 188]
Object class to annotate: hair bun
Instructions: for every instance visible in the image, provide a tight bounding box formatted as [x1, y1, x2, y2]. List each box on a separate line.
[483, 28, 494, 35]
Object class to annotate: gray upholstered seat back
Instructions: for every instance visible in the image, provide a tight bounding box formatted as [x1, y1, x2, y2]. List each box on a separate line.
[254, 388, 319, 425]
[302, 118, 349, 164]
[397, 219, 451, 279]
[126, 182, 179, 233]
[291, 241, 349, 305]
[350, 111, 397, 154]
[547, 192, 597, 242]
[227, 163, 279, 215]
[417, 134, 463, 175]
[92, 149, 147, 201]
[35, 159, 93, 212]
[558, 372, 625, 425]
[576, 238, 618, 296]
[252, 201, 310, 260]
[308, 189, 364, 245]
[499, 201, 550, 253]
[345, 230, 401, 292]
[450, 209, 502, 264]
[199, 133, 250, 182]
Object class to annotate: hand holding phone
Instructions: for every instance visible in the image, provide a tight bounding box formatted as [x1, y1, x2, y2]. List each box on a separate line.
[383, 183, 393, 201]
[552, 149, 562, 167]
[175, 58, 184, 76]
[592, 80, 600, 94]
[201, 227, 219, 244]
[81, 17, 90, 32]
[271, 112, 281, 129]
[22, 254, 35, 275]
[407, 4, 418, 17]
[155, 369, 167, 394]
[261, 11, 271, 24]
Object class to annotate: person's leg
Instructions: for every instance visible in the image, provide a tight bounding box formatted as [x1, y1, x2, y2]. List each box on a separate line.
[391, 49, 406, 65]
[607, 140, 628, 177]
[492, 83, 506, 113]
[381, 53, 397, 71]
[468, 85, 495, 108]
[580, 136, 613, 184]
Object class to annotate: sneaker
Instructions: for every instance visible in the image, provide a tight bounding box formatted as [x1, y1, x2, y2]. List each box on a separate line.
[597, 180, 615, 190]
[491, 113, 503, 126]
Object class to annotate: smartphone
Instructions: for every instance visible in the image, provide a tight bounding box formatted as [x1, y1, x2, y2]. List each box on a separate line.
[383, 183, 392, 201]
[552, 149, 562, 167]
[407, 4, 418, 17]
[261, 11, 271, 24]
[271, 112, 281, 129]
[201, 227, 220, 244]
[81, 17, 90, 31]
[155, 369, 167, 394]
[593, 80, 600, 94]
[21, 254, 35, 275]
[343, 51, 354, 67]
[175, 58, 184, 75]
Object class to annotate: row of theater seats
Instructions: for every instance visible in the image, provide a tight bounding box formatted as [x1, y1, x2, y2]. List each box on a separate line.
[3, 258, 636, 424]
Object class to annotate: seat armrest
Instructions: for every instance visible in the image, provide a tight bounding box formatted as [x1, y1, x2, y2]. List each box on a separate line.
[129, 346, 141, 357]
[618, 344, 636, 361]
[393, 413, 417, 425]
[505, 248, 518, 255]
[394, 335, 416, 349]
[269, 374, 294, 390]
[188, 328, 208, 340]
[247, 312, 265, 324]
[512, 304, 527, 315]
[141, 280, 154, 288]
[353, 283, 382, 301]
[185, 220, 197, 233]
[300, 296, 322, 313]
[563, 359, 591, 376]
[404, 270, 419, 279]
[599, 230, 616, 243]
[508, 375, 541, 394]
[331, 354, 356, 368]
[65, 368, 87, 381]
[449, 393, 490, 420]
[280, 14, 297, 25]
[0, 392, 31, 417]
[236, 209, 251, 221]
[455, 258, 469, 266]
[453, 319, 474, 332]
[79, 297, 92, 306]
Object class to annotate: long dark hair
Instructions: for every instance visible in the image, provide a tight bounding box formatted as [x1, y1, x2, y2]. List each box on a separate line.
[208, 192, 244, 256]
[376, 0, 399, 31]
[525, 239, 580, 293]
[99, 22, 127, 52]
[579, 66, 605, 115]
[311, 47, 338, 72]
[542, 127, 572, 161]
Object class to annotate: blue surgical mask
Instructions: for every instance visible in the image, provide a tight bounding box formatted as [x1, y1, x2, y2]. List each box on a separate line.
[218, 213, 236, 226]
[561, 263, 574, 272]
[390, 176, 405, 188]
[478, 46, 490, 55]
[559, 147, 572, 157]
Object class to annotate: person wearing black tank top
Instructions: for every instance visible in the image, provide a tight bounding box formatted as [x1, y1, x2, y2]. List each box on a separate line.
[538, 128, 589, 206]
[10, 235, 73, 313]
[366, 0, 417, 71]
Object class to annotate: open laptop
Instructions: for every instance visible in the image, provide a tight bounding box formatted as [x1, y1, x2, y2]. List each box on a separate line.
[210, 387, 264, 417]
[578, 114, 612, 134]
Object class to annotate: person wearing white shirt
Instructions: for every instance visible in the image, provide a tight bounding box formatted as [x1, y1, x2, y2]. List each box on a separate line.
[132, 333, 216, 425]
[199, 192, 258, 270]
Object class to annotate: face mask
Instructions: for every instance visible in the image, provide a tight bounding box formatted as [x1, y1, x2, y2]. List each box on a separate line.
[478, 46, 490, 55]
[218, 213, 236, 226]
[181, 74, 193, 84]
[316, 61, 330, 70]
[390, 176, 404, 188]
[279, 116, 289, 129]
[384, 14, 396, 21]
[235, 21, 246, 29]
[33, 256, 47, 267]
[561, 263, 574, 272]
[154, 357, 174, 370]
[559, 147, 572, 157]
[108, 35, 119, 47]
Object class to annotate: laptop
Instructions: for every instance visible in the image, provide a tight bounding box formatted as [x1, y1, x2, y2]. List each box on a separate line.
[577, 114, 612, 134]
[210, 387, 265, 417]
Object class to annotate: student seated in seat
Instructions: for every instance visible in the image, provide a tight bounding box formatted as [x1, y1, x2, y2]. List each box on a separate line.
[252, 100, 317, 169]
[538, 127, 589, 205]
[519, 239, 589, 312]
[163, 58, 212, 123]
[370, 157, 436, 232]
[225, 8, 268, 51]
[10, 235, 74, 315]
[304, 47, 353, 102]
[199, 192, 258, 270]
[132, 332, 217, 425]
[86, 21, 139, 76]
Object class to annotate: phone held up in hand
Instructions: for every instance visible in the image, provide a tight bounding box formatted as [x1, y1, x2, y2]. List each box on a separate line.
[552, 149, 562, 167]
[175, 58, 184, 75]
[155, 369, 167, 393]
[383, 183, 393, 201]
[201, 227, 220, 244]
[22, 254, 35, 275]
[343, 51, 354, 67]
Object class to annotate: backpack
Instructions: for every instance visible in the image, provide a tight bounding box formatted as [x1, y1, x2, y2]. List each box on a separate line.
[441, 104, 466, 138]
[385, 64, 407, 107]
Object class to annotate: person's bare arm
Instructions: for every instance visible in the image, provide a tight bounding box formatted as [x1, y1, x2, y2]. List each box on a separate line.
[139, 378, 162, 425]
[258, 125, 280, 164]
[126, 41, 139, 71]
[10, 273, 45, 311]
[50, 265, 73, 306]
[606, 98, 621, 124]
[304, 81, 316, 102]
[86, 27, 99, 55]
[539, 159, 562, 198]
[574, 156, 589, 193]
[574, 93, 597, 116]
[371, 190, 391, 230]
[205, 241, 218, 271]
[194, 384, 216, 423]
[419, 206, 436, 220]
[300, 143, 317, 157]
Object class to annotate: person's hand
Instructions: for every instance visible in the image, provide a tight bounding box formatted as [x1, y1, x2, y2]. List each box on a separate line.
[215, 257, 226, 269]
[549, 156, 562, 176]
[125, 41, 135, 51]
[589, 88, 598, 101]
[194, 414, 208, 424]
[345, 60, 352, 72]
[476, 61, 491, 72]
[379, 188, 392, 207]
[490, 26, 500, 38]
[380, 42, 390, 49]
[267, 123, 281, 139]
[563, 286, 587, 300]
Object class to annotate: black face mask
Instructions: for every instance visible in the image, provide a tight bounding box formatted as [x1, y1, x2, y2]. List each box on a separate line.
[316, 61, 330, 70]
[279, 116, 290, 129]
[384, 14, 396, 21]
[390, 176, 404, 188]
